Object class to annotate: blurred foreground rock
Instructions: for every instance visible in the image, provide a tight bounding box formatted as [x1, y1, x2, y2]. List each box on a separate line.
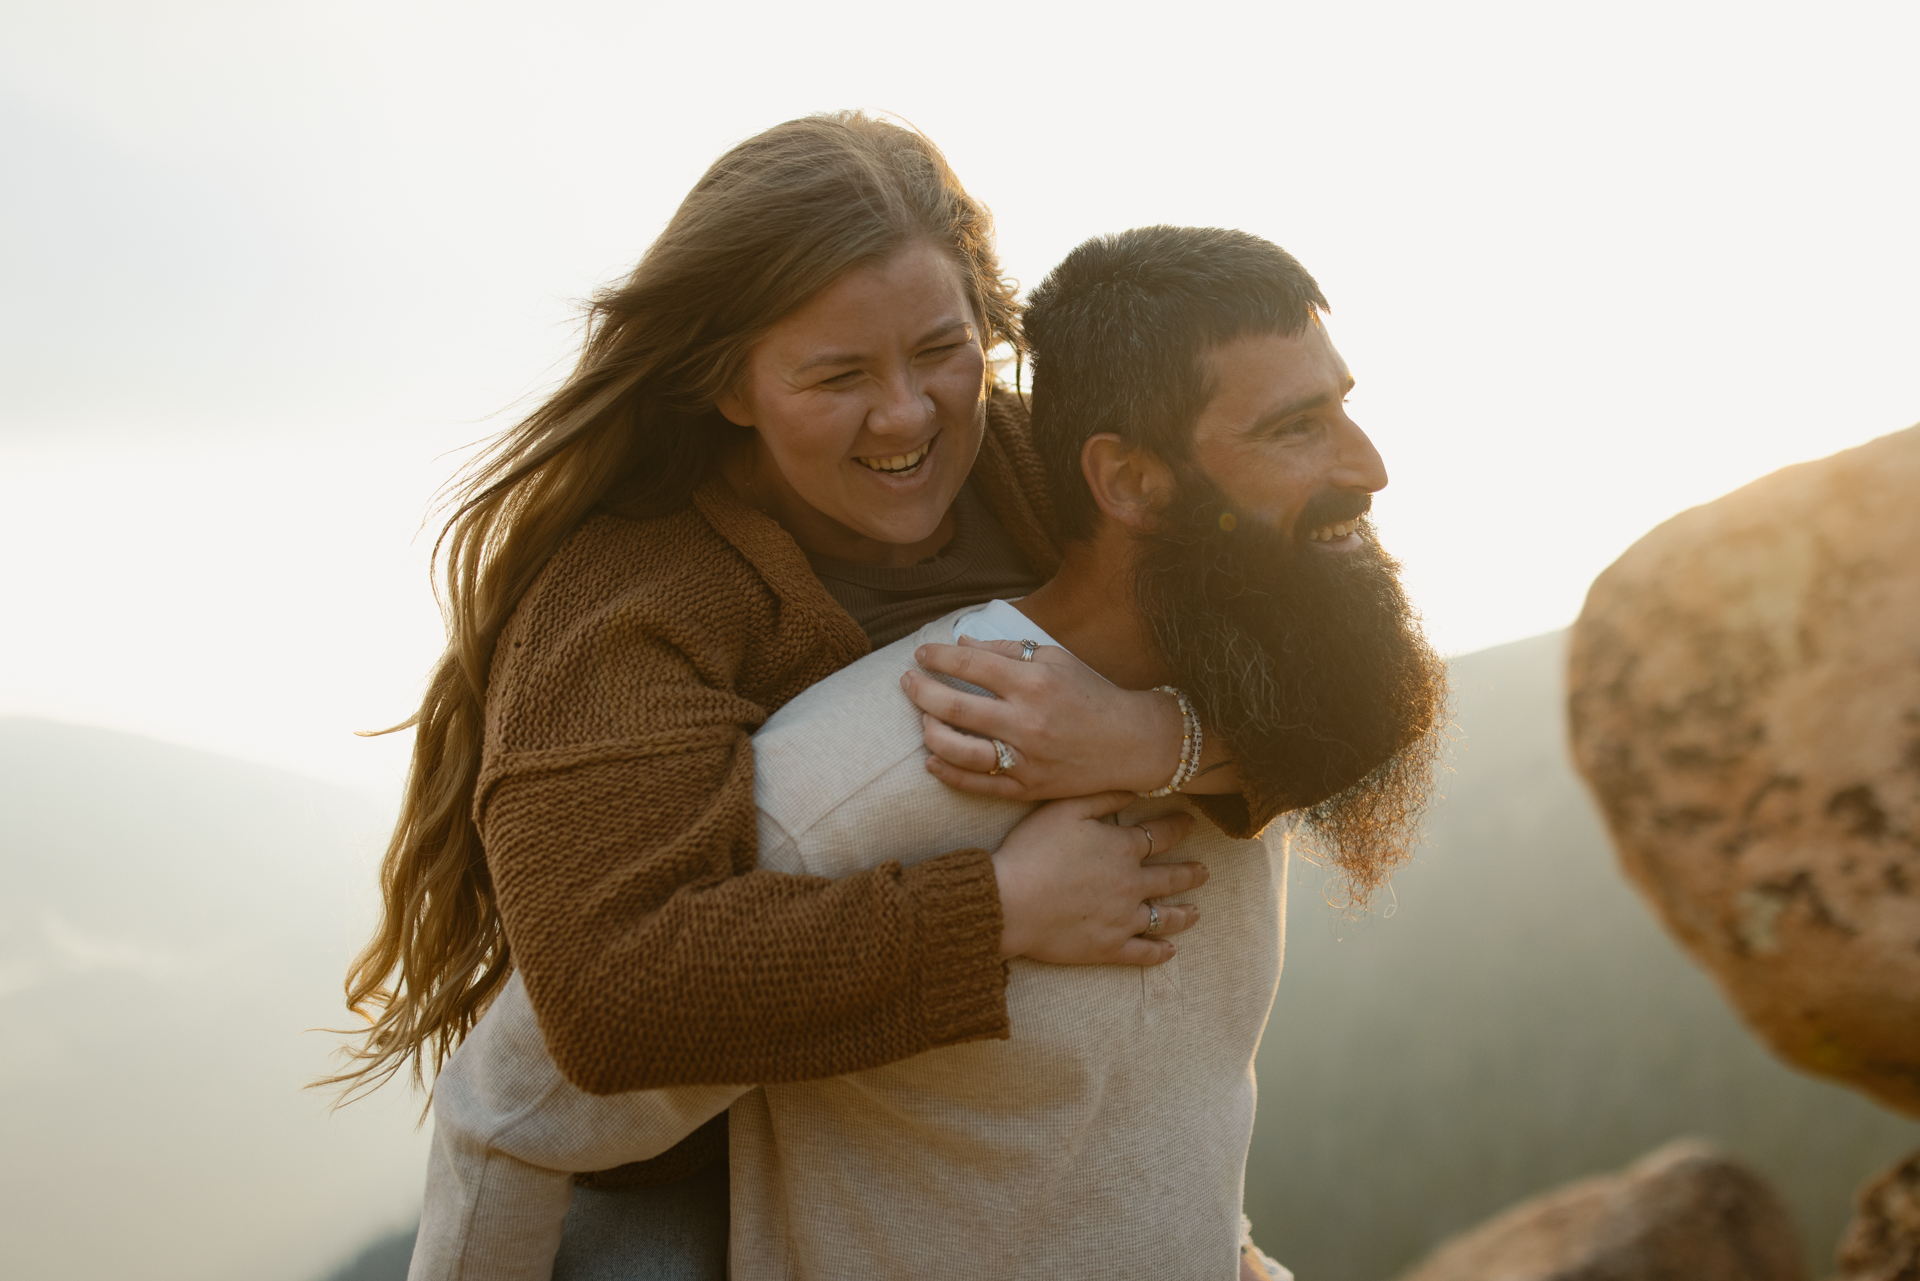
[1836, 1150, 1920, 1281]
[1397, 1141, 1803, 1281]
[1567, 425, 1920, 1115]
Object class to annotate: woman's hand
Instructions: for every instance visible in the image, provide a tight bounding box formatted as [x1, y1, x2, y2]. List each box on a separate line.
[991, 792, 1205, 966]
[901, 636, 1240, 800]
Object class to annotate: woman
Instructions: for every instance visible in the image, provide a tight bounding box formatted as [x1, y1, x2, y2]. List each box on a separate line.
[335, 112, 1263, 1275]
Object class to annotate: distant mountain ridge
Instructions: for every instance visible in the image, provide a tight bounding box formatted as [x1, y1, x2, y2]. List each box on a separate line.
[0, 716, 429, 1281]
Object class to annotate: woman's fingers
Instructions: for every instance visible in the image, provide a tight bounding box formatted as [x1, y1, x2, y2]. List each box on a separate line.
[921, 714, 1003, 773]
[1113, 935, 1178, 966]
[1137, 858, 1210, 900]
[924, 752, 1028, 798]
[1133, 811, 1196, 860]
[1139, 901, 1201, 938]
[913, 637, 1051, 699]
[991, 794, 1210, 967]
[899, 668, 1017, 739]
[956, 635, 1046, 662]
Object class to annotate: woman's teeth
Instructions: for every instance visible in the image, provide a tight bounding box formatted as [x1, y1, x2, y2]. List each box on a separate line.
[1309, 519, 1363, 542]
[856, 440, 932, 475]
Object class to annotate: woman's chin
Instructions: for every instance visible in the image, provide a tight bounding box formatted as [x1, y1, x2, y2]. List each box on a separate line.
[842, 466, 960, 534]
[841, 490, 961, 556]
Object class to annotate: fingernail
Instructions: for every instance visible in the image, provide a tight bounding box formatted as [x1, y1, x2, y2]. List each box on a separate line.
[915, 646, 927, 661]
[900, 672, 911, 689]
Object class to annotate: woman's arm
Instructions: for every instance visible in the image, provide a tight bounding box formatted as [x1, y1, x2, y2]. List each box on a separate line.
[481, 720, 1006, 1095]
[908, 647, 1243, 796]
[479, 583, 1204, 1096]
[900, 638, 1280, 838]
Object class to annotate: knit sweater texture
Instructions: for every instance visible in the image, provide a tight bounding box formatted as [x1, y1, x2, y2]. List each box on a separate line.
[472, 391, 1277, 1182]
[475, 393, 1064, 1112]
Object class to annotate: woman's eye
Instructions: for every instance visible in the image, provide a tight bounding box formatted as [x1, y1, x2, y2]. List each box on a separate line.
[820, 369, 863, 387]
[919, 342, 967, 361]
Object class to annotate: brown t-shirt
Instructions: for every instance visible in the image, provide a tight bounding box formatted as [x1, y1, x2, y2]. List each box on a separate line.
[805, 481, 1047, 648]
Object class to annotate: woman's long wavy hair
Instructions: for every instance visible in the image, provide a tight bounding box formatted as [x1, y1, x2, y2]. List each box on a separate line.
[323, 111, 1020, 1100]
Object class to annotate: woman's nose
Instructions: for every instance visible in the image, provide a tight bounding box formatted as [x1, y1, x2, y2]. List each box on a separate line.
[867, 366, 934, 437]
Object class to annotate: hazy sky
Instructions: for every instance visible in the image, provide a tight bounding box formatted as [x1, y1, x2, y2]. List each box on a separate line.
[3, 0, 1916, 788]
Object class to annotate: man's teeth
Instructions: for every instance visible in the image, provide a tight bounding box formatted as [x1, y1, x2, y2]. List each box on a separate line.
[856, 441, 932, 475]
[1309, 519, 1363, 542]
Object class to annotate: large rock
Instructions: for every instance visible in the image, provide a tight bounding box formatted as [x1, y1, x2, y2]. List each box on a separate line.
[1836, 1149, 1920, 1281]
[1396, 1141, 1804, 1281]
[1567, 425, 1920, 1116]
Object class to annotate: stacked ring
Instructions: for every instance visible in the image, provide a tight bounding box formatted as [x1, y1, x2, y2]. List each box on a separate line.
[988, 738, 1016, 776]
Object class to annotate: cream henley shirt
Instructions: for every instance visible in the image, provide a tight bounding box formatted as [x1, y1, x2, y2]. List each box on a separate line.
[412, 601, 1290, 1281]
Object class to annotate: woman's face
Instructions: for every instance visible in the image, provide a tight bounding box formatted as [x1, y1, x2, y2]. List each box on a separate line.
[717, 239, 988, 566]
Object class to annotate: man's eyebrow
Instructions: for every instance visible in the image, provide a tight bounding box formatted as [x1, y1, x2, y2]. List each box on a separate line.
[1247, 374, 1357, 433]
[792, 318, 972, 375]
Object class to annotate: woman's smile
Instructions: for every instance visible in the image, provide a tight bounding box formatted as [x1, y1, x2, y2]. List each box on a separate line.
[854, 432, 938, 478]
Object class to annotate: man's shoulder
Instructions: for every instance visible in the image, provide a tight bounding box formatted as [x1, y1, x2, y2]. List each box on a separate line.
[750, 615, 959, 836]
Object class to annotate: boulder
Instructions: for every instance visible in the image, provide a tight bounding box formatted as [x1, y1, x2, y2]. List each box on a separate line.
[1567, 425, 1920, 1116]
[1396, 1141, 1803, 1281]
[1836, 1149, 1920, 1281]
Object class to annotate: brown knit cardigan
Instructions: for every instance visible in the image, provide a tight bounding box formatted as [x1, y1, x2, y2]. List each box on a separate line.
[475, 392, 1274, 1180]
[476, 394, 1060, 1099]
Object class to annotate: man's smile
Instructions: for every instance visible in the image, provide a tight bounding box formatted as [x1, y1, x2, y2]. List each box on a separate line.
[1307, 517, 1364, 549]
[1308, 518, 1362, 542]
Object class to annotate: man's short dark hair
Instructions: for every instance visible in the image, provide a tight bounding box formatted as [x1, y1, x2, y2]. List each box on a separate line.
[1022, 226, 1329, 540]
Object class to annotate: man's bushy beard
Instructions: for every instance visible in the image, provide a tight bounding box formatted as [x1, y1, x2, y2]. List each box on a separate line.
[1134, 471, 1450, 909]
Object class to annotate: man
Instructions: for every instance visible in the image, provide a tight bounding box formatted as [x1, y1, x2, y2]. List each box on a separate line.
[411, 226, 1446, 1280]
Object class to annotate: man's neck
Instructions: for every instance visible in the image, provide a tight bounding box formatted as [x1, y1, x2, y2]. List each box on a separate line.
[1011, 523, 1172, 691]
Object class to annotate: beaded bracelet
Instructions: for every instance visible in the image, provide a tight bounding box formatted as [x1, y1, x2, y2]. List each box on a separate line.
[1141, 685, 1203, 798]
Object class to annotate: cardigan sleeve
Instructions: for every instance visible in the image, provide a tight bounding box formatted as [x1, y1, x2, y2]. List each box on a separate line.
[475, 554, 1011, 1096]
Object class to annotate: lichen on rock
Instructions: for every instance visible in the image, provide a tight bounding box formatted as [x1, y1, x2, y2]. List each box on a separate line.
[1567, 424, 1920, 1116]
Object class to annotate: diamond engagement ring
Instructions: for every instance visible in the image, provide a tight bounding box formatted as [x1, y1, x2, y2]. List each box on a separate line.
[988, 738, 1016, 776]
[1018, 639, 1039, 662]
[1144, 903, 1161, 935]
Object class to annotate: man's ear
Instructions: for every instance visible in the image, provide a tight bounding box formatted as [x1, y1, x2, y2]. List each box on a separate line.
[715, 386, 753, 428]
[1080, 433, 1173, 532]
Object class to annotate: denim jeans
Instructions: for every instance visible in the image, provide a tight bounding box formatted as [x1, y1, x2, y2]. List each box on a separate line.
[550, 1155, 728, 1281]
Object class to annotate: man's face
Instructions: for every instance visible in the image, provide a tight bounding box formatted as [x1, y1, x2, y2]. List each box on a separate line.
[1186, 321, 1385, 550]
[1130, 323, 1446, 907]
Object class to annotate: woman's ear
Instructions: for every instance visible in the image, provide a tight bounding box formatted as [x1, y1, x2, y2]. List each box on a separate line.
[715, 387, 754, 428]
[1080, 434, 1173, 532]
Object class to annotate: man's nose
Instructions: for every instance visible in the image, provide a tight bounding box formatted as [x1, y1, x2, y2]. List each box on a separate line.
[1331, 416, 1389, 493]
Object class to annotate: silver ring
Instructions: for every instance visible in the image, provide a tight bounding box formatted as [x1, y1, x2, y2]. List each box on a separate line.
[1018, 639, 1039, 662]
[988, 738, 1015, 776]
[1140, 826, 1156, 859]
[1144, 903, 1161, 936]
